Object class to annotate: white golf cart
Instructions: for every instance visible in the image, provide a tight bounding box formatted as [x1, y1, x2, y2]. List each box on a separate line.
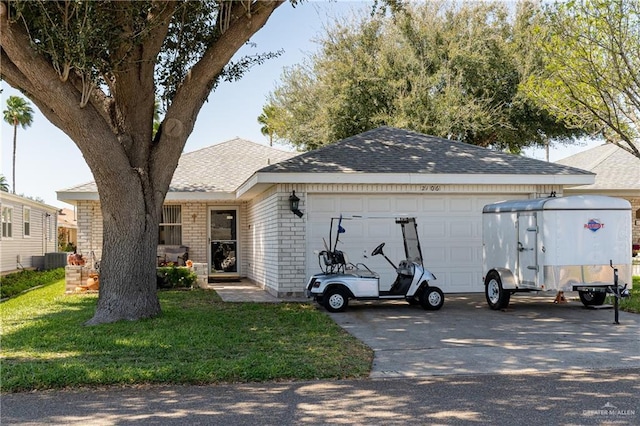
[305, 217, 444, 312]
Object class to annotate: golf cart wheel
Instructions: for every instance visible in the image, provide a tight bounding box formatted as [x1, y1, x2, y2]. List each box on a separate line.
[485, 271, 510, 310]
[324, 287, 349, 313]
[579, 290, 606, 307]
[420, 286, 444, 311]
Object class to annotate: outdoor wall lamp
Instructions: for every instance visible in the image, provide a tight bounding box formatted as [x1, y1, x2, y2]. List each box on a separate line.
[289, 191, 303, 218]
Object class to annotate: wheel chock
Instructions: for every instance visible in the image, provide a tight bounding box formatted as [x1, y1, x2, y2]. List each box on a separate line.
[553, 291, 567, 304]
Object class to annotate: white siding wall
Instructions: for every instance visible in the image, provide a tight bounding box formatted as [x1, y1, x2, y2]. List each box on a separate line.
[0, 196, 58, 273]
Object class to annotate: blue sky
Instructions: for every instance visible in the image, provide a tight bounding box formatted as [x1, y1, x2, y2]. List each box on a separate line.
[1, 1, 600, 208]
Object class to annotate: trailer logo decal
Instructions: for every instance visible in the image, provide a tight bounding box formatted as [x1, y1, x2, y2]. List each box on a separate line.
[584, 219, 604, 232]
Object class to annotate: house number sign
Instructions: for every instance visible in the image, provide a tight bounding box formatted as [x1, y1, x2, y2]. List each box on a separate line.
[420, 185, 442, 191]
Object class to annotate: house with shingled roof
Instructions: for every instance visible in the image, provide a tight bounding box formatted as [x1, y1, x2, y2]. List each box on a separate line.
[58, 127, 596, 297]
[556, 142, 640, 251]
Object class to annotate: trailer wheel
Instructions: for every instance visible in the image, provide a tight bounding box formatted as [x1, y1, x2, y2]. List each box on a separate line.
[485, 271, 510, 310]
[578, 290, 606, 307]
[324, 287, 349, 313]
[420, 286, 444, 311]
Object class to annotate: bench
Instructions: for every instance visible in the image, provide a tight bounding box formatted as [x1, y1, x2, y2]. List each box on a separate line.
[157, 245, 189, 266]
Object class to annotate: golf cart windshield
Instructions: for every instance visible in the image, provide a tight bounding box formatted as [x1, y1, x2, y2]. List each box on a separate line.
[397, 218, 423, 266]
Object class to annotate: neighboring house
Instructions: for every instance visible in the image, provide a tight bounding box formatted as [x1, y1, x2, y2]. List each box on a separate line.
[57, 207, 78, 252]
[556, 142, 640, 249]
[58, 128, 594, 297]
[0, 191, 59, 274]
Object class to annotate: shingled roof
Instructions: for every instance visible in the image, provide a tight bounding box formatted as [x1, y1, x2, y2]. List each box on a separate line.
[171, 138, 296, 192]
[57, 138, 296, 199]
[258, 127, 594, 176]
[556, 142, 640, 192]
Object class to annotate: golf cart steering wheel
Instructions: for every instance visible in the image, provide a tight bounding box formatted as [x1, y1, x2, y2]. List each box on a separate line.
[371, 242, 385, 257]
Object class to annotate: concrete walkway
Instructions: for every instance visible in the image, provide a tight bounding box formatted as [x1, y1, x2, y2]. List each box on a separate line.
[207, 279, 308, 303]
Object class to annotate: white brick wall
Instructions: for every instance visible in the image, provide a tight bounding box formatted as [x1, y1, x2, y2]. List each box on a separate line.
[246, 187, 279, 293]
[73, 182, 573, 298]
[76, 200, 103, 267]
[181, 203, 208, 264]
[276, 184, 307, 296]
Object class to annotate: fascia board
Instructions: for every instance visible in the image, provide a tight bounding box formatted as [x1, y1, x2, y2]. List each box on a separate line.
[240, 172, 595, 188]
[57, 191, 100, 203]
[57, 190, 237, 203]
[165, 192, 236, 201]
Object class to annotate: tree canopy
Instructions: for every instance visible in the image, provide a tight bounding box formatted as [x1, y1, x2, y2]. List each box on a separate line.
[522, 0, 640, 159]
[262, 1, 582, 152]
[1, 0, 286, 324]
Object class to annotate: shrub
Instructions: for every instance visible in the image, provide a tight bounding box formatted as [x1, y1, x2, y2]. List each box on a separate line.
[1, 268, 65, 299]
[156, 266, 197, 289]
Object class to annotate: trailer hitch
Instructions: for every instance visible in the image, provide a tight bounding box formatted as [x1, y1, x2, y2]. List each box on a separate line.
[608, 260, 629, 325]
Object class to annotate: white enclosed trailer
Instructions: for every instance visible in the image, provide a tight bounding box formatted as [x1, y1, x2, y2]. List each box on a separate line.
[482, 195, 631, 310]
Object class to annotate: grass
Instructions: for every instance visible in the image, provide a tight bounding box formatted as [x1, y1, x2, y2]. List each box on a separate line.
[1, 280, 373, 393]
[0, 268, 65, 299]
[615, 275, 640, 313]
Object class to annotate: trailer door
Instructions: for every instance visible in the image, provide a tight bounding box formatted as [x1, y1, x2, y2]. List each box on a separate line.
[517, 213, 538, 287]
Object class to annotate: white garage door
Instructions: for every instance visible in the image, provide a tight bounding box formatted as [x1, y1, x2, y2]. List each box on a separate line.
[306, 193, 522, 293]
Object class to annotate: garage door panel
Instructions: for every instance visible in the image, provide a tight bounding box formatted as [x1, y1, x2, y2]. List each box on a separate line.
[422, 198, 446, 212]
[450, 246, 474, 263]
[449, 197, 473, 212]
[420, 219, 447, 238]
[448, 271, 478, 292]
[395, 197, 420, 213]
[367, 197, 392, 212]
[307, 193, 523, 293]
[309, 195, 337, 213]
[450, 221, 473, 238]
[338, 196, 364, 212]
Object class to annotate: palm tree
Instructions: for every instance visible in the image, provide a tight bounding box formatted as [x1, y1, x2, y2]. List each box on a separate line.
[257, 104, 277, 147]
[3, 96, 34, 194]
[0, 175, 9, 192]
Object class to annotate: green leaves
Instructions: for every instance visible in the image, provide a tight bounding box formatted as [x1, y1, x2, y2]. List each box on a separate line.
[2, 95, 33, 128]
[264, 1, 582, 152]
[522, 0, 640, 158]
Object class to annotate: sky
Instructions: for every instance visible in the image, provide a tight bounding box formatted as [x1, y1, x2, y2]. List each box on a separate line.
[1, 1, 602, 209]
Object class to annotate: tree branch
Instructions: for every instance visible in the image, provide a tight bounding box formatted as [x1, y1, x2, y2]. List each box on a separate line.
[152, 0, 284, 186]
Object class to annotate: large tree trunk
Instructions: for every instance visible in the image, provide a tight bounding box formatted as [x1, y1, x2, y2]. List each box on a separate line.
[85, 179, 162, 325]
[1, 0, 285, 324]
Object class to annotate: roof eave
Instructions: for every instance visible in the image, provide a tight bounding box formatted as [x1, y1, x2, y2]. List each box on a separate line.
[237, 172, 595, 197]
[57, 190, 237, 204]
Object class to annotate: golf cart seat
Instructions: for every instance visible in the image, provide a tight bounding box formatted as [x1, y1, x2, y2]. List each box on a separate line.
[396, 260, 414, 276]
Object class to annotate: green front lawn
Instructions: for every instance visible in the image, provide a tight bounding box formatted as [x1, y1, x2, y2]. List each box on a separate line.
[1, 281, 372, 393]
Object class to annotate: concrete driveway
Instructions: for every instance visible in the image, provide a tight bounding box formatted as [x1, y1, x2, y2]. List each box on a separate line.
[326, 293, 640, 378]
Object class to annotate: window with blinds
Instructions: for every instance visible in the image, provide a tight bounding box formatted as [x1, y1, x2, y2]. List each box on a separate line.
[2, 206, 12, 238]
[159, 205, 182, 245]
[24, 207, 30, 237]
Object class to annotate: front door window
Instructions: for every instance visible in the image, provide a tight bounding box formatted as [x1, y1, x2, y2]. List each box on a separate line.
[210, 210, 237, 274]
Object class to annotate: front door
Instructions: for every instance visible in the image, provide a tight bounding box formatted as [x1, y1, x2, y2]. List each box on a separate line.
[209, 209, 238, 276]
[517, 212, 538, 287]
